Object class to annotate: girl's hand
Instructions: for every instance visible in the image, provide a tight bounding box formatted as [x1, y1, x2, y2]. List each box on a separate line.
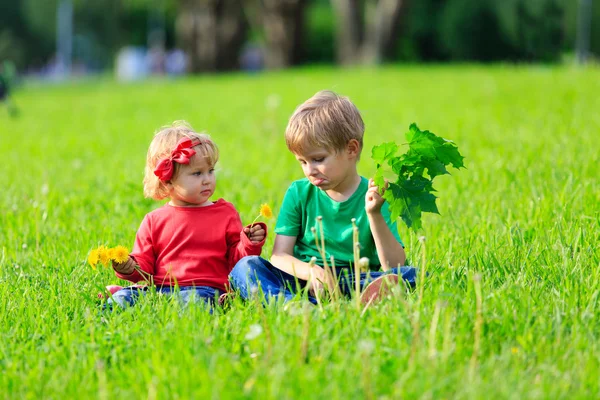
[365, 178, 387, 215]
[112, 256, 136, 275]
[245, 225, 266, 244]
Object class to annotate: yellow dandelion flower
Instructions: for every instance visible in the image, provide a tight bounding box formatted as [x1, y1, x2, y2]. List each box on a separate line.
[260, 203, 273, 219]
[88, 249, 100, 270]
[111, 245, 130, 264]
[107, 248, 116, 261]
[98, 246, 111, 266]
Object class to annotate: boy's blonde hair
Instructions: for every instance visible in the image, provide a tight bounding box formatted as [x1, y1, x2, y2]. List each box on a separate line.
[285, 90, 365, 155]
[143, 121, 219, 200]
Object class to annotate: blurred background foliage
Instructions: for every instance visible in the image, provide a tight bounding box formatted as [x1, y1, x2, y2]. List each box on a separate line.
[0, 0, 598, 72]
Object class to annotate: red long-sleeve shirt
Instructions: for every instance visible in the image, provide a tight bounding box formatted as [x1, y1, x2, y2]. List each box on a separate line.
[116, 199, 266, 291]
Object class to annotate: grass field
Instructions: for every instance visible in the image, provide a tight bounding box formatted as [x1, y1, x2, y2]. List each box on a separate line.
[1, 65, 599, 399]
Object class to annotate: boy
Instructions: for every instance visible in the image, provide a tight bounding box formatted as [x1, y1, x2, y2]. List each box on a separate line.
[230, 90, 416, 304]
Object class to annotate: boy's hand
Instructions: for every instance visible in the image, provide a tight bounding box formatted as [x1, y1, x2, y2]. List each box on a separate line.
[308, 267, 325, 298]
[365, 178, 387, 215]
[112, 257, 136, 275]
[307, 267, 336, 299]
[245, 225, 266, 243]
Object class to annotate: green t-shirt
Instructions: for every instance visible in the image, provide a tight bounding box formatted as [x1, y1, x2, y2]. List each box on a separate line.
[274, 177, 403, 270]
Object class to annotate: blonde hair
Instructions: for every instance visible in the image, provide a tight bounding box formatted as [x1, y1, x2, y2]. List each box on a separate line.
[285, 90, 365, 155]
[143, 121, 219, 200]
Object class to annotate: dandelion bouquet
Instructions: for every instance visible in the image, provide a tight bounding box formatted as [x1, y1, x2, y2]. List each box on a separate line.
[87, 245, 152, 283]
[87, 245, 129, 269]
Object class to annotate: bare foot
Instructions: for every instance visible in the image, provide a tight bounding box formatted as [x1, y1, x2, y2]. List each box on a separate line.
[360, 274, 400, 305]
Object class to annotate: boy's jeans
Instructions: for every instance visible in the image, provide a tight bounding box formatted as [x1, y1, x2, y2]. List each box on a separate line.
[106, 285, 223, 309]
[229, 256, 418, 304]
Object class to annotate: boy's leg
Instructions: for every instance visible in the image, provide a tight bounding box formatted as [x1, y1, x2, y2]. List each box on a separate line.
[388, 266, 418, 288]
[229, 256, 316, 303]
[360, 266, 419, 304]
[336, 266, 419, 301]
[360, 274, 400, 305]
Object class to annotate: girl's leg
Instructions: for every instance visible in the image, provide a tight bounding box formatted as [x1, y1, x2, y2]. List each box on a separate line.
[176, 286, 223, 308]
[229, 256, 316, 304]
[106, 287, 146, 309]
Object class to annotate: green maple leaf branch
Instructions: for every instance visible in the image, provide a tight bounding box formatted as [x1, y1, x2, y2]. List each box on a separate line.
[371, 123, 465, 232]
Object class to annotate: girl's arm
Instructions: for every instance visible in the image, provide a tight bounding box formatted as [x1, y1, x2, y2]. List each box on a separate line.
[113, 257, 137, 275]
[114, 215, 155, 282]
[112, 256, 147, 283]
[227, 218, 267, 268]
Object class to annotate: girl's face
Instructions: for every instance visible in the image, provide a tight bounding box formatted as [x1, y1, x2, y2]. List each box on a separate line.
[166, 153, 216, 207]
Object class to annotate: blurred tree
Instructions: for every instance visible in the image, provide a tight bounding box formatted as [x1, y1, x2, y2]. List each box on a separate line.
[21, 0, 129, 70]
[176, 0, 248, 72]
[438, 0, 515, 61]
[565, 0, 600, 58]
[259, 0, 309, 68]
[4, 0, 597, 72]
[330, 0, 408, 64]
[1, 0, 55, 69]
[395, 0, 446, 61]
[303, 0, 336, 63]
[494, 0, 564, 61]
[242, 0, 309, 69]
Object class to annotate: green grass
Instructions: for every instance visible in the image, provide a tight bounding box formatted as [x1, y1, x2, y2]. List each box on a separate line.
[1, 65, 599, 399]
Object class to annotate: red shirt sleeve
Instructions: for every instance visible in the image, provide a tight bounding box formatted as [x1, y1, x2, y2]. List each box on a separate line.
[225, 211, 266, 270]
[115, 214, 155, 283]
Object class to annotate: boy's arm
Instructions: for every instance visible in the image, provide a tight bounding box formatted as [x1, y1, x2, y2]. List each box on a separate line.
[271, 234, 325, 282]
[366, 179, 406, 270]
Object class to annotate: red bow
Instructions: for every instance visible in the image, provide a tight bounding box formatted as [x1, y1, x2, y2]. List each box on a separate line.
[153, 137, 198, 181]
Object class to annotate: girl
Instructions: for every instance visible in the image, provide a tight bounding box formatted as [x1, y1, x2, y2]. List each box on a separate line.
[109, 121, 266, 308]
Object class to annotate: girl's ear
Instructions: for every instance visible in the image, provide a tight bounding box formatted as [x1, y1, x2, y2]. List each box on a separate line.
[347, 139, 360, 158]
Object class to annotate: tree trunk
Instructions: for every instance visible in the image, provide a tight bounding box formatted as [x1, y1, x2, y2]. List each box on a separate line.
[176, 0, 248, 73]
[330, 0, 363, 65]
[331, 0, 407, 65]
[260, 0, 308, 69]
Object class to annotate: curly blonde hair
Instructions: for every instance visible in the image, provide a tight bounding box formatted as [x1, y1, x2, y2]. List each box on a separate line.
[143, 121, 219, 200]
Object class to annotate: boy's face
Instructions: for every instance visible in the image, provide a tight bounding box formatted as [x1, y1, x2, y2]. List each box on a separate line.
[166, 153, 216, 207]
[294, 141, 359, 192]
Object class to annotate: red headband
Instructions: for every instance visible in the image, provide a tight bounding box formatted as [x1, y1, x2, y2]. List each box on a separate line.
[153, 137, 199, 182]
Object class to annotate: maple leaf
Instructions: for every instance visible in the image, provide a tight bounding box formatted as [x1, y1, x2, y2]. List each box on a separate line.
[371, 142, 399, 165]
[406, 123, 465, 170]
[371, 123, 464, 232]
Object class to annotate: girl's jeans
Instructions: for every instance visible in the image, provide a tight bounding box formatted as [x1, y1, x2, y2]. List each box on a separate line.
[229, 256, 418, 304]
[106, 285, 223, 309]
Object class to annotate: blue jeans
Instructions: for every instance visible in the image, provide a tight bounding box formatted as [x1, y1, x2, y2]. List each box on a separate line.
[229, 256, 418, 304]
[106, 285, 223, 309]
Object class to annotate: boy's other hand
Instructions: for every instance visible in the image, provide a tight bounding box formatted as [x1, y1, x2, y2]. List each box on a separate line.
[308, 267, 337, 299]
[365, 178, 387, 214]
[112, 257, 136, 275]
[308, 267, 325, 298]
[245, 225, 266, 243]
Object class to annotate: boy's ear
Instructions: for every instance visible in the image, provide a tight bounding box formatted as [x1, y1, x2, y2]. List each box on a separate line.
[346, 139, 361, 158]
